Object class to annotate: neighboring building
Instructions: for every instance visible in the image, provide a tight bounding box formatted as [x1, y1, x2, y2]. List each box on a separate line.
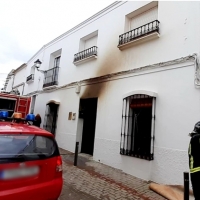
[5, 64, 26, 95]
[3, 69, 15, 91]
[6, 1, 200, 185]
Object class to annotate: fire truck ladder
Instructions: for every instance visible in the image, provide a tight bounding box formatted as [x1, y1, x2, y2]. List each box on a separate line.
[16, 97, 29, 118]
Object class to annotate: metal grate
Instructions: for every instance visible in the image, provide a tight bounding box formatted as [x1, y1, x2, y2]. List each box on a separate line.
[120, 94, 155, 160]
[118, 20, 160, 46]
[43, 104, 58, 135]
[74, 46, 98, 63]
[43, 67, 59, 88]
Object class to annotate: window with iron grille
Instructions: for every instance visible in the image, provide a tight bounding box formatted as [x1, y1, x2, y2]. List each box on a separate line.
[43, 103, 59, 135]
[43, 56, 60, 88]
[54, 56, 60, 68]
[120, 94, 156, 160]
[118, 3, 159, 47]
[43, 67, 59, 88]
[74, 31, 98, 63]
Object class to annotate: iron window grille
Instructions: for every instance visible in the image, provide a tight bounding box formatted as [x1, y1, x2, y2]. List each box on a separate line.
[26, 74, 34, 82]
[118, 20, 160, 46]
[43, 103, 58, 135]
[74, 46, 98, 63]
[120, 94, 156, 160]
[54, 56, 60, 68]
[43, 67, 59, 88]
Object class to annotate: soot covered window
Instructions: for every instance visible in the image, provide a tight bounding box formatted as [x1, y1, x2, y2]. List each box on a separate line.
[120, 94, 156, 160]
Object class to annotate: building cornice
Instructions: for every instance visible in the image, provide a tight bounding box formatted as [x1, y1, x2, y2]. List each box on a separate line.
[25, 54, 195, 96]
[45, 1, 124, 47]
[14, 63, 27, 73]
[27, 1, 126, 63]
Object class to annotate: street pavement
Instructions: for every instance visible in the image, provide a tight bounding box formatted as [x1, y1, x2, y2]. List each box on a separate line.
[59, 148, 166, 200]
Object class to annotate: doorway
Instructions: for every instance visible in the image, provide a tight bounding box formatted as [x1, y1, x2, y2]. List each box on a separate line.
[79, 98, 98, 155]
[43, 103, 59, 135]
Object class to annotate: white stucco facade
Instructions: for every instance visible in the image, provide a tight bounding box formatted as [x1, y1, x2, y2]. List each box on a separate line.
[5, 64, 26, 95]
[6, 1, 200, 185]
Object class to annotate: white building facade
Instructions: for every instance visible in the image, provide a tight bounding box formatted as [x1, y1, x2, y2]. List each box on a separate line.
[6, 1, 200, 185]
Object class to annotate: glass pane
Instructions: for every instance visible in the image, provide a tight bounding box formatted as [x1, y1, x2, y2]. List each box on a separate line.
[0, 135, 58, 162]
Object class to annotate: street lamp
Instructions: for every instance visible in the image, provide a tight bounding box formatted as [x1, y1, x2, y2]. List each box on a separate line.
[34, 59, 45, 73]
[34, 59, 42, 69]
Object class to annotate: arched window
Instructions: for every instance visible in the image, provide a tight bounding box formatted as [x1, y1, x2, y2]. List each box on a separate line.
[120, 91, 156, 160]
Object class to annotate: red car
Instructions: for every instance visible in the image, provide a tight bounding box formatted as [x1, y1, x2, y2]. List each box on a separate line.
[0, 120, 63, 200]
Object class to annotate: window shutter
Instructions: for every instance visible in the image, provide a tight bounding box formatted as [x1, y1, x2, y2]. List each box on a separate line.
[84, 36, 97, 50]
[130, 6, 158, 30]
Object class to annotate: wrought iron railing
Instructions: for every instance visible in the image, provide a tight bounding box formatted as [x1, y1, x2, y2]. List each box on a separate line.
[120, 94, 154, 161]
[26, 74, 34, 82]
[74, 46, 98, 63]
[43, 67, 59, 88]
[118, 20, 160, 46]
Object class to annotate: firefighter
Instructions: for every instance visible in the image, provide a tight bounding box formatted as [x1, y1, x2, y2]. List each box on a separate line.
[189, 121, 200, 199]
[33, 114, 41, 127]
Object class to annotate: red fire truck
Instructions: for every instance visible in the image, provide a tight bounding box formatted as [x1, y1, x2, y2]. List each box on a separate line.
[0, 92, 31, 118]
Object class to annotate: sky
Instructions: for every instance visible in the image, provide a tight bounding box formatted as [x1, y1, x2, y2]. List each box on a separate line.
[0, 0, 115, 88]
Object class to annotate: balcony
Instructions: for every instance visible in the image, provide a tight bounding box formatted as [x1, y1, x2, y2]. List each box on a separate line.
[73, 46, 98, 65]
[26, 74, 34, 83]
[118, 20, 160, 50]
[43, 67, 59, 88]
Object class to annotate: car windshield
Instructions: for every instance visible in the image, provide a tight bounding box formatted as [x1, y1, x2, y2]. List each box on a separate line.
[0, 134, 58, 163]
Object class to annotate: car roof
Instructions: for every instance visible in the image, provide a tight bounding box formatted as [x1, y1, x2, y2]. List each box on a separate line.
[0, 122, 54, 137]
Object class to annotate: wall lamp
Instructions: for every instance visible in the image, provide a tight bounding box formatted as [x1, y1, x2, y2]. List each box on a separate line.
[34, 59, 45, 73]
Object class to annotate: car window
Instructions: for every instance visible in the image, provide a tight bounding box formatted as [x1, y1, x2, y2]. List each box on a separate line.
[0, 134, 59, 163]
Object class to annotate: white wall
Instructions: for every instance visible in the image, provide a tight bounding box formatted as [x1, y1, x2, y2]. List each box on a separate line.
[6, 76, 14, 92]
[32, 61, 198, 185]
[13, 67, 26, 88]
[11, 1, 200, 185]
[24, 50, 45, 94]
[34, 87, 80, 153]
[20, 1, 200, 96]
[91, 63, 198, 185]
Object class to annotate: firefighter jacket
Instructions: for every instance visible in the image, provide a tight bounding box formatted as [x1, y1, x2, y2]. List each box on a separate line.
[188, 133, 200, 173]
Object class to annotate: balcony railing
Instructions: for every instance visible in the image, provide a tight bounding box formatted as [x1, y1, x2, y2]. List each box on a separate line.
[26, 74, 34, 83]
[43, 67, 59, 88]
[118, 20, 160, 46]
[74, 46, 98, 63]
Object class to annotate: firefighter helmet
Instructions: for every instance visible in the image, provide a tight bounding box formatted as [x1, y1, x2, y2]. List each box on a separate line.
[191, 121, 200, 134]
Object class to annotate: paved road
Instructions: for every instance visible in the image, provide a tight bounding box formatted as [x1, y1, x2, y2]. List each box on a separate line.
[59, 149, 166, 200]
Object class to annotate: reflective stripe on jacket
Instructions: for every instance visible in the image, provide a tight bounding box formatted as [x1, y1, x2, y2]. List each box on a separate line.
[189, 133, 200, 173]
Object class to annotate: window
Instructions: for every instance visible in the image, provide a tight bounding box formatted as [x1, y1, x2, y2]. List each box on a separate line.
[0, 134, 59, 164]
[0, 98, 15, 117]
[54, 56, 60, 68]
[30, 95, 36, 114]
[49, 49, 62, 69]
[79, 31, 98, 52]
[129, 6, 158, 31]
[74, 31, 98, 64]
[118, 2, 159, 48]
[124, 2, 158, 32]
[31, 65, 35, 75]
[26, 65, 35, 83]
[120, 94, 156, 160]
[43, 103, 59, 135]
[43, 50, 61, 88]
[43, 67, 59, 88]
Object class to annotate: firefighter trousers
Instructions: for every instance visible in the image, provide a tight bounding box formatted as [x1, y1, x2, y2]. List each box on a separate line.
[191, 171, 200, 200]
